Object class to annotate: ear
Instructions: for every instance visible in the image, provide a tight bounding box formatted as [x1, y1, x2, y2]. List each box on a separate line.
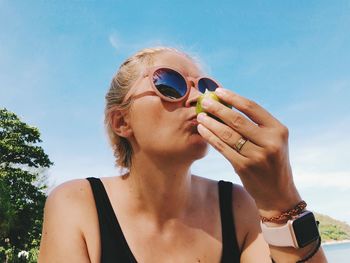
[110, 110, 133, 138]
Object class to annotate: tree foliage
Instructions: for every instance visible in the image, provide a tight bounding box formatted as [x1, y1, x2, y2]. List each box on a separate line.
[315, 212, 350, 242]
[0, 108, 53, 262]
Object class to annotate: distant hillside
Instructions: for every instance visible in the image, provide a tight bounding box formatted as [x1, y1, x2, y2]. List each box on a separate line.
[314, 212, 350, 242]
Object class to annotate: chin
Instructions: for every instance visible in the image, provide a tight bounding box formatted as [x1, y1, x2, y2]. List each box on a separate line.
[187, 138, 209, 160]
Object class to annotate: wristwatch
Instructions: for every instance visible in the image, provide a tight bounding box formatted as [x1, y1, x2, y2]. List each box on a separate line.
[260, 210, 320, 248]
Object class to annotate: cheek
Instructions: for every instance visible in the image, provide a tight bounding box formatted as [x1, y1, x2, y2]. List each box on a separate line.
[131, 102, 176, 144]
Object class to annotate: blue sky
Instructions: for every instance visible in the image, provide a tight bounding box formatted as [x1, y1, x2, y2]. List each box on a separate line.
[1, 1, 350, 223]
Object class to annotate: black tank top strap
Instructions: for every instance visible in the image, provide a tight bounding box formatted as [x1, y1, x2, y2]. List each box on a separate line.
[218, 180, 241, 262]
[86, 177, 137, 263]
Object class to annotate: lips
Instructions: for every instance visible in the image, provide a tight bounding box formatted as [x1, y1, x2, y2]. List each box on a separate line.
[185, 115, 200, 134]
[189, 118, 199, 126]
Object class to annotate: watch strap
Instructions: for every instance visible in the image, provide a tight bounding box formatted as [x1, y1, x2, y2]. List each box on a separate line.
[260, 220, 298, 248]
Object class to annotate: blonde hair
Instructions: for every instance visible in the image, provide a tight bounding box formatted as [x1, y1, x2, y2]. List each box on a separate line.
[105, 46, 199, 169]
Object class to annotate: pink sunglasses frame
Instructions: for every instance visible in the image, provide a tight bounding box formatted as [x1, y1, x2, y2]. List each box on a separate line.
[124, 65, 221, 103]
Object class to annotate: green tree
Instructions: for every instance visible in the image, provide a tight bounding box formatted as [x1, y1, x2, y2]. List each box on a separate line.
[0, 108, 53, 262]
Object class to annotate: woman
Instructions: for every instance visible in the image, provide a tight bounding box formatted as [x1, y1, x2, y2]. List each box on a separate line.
[38, 47, 327, 262]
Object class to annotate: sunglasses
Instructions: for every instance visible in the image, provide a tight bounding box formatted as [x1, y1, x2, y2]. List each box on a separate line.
[124, 66, 221, 102]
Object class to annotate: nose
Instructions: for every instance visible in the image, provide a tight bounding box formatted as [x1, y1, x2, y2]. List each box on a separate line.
[184, 85, 202, 108]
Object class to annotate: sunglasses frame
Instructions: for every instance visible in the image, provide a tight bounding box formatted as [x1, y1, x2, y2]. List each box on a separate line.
[124, 65, 221, 103]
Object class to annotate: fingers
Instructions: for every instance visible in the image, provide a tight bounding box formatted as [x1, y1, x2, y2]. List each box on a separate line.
[197, 113, 263, 158]
[214, 88, 281, 128]
[199, 97, 266, 147]
[196, 123, 248, 167]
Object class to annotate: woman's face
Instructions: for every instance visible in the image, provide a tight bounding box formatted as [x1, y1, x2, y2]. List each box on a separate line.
[127, 51, 209, 162]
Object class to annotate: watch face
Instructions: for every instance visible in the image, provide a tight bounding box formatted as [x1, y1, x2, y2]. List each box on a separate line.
[292, 211, 320, 248]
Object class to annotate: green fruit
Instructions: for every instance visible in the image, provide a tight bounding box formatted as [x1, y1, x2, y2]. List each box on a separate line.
[196, 90, 220, 114]
[196, 90, 232, 123]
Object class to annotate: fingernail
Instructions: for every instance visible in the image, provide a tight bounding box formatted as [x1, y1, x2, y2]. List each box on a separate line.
[215, 88, 225, 96]
[201, 98, 212, 108]
[197, 124, 205, 133]
[197, 113, 207, 122]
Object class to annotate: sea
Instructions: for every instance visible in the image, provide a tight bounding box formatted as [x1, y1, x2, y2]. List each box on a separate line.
[322, 241, 350, 263]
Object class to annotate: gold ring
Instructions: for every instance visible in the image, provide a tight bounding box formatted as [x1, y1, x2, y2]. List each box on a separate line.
[234, 137, 248, 152]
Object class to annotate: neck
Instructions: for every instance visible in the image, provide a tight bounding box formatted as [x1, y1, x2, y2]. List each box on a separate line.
[123, 152, 194, 225]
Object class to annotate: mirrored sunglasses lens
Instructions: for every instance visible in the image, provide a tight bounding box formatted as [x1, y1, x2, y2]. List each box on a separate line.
[153, 68, 187, 99]
[198, 78, 219, 93]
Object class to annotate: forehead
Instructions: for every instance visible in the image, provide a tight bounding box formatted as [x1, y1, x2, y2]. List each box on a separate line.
[152, 51, 203, 78]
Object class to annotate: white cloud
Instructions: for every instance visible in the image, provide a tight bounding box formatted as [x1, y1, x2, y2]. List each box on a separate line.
[286, 117, 350, 222]
[294, 171, 350, 190]
[291, 140, 349, 173]
[290, 117, 350, 189]
[108, 32, 122, 52]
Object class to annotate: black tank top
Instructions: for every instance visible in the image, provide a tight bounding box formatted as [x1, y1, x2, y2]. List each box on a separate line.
[87, 177, 241, 263]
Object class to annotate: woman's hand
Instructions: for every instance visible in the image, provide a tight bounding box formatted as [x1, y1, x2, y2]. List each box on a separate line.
[196, 87, 302, 215]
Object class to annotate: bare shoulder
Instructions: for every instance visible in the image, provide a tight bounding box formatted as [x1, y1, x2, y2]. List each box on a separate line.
[192, 176, 270, 261]
[192, 174, 256, 213]
[39, 178, 94, 263]
[43, 178, 98, 241]
[48, 178, 92, 199]
[231, 184, 260, 241]
[191, 175, 258, 227]
[231, 184, 271, 262]
[47, 178, 92, 207]
[44, 178, 94, 226]
[231, 184, 259, 223]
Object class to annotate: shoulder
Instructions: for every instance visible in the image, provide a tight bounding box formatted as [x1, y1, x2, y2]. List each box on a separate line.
[194, 175, 256, 210]
[201, 178, 257, 216]
[231, 183, 258, 215]
[214, 180, 260, 240]
[44, 178, 95, 229]
[192, 175, 257, 220]
[203, 178, 261, 249]
[230, 183, 261, 231]
[46, 178, 92, 208]
[229, 183, 271, 261]
[192, 177, 261, 243]
[39, 178, 95, 262]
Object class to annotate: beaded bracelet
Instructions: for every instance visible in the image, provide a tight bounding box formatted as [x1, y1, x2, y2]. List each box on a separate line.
[261, 200, 307, 223]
